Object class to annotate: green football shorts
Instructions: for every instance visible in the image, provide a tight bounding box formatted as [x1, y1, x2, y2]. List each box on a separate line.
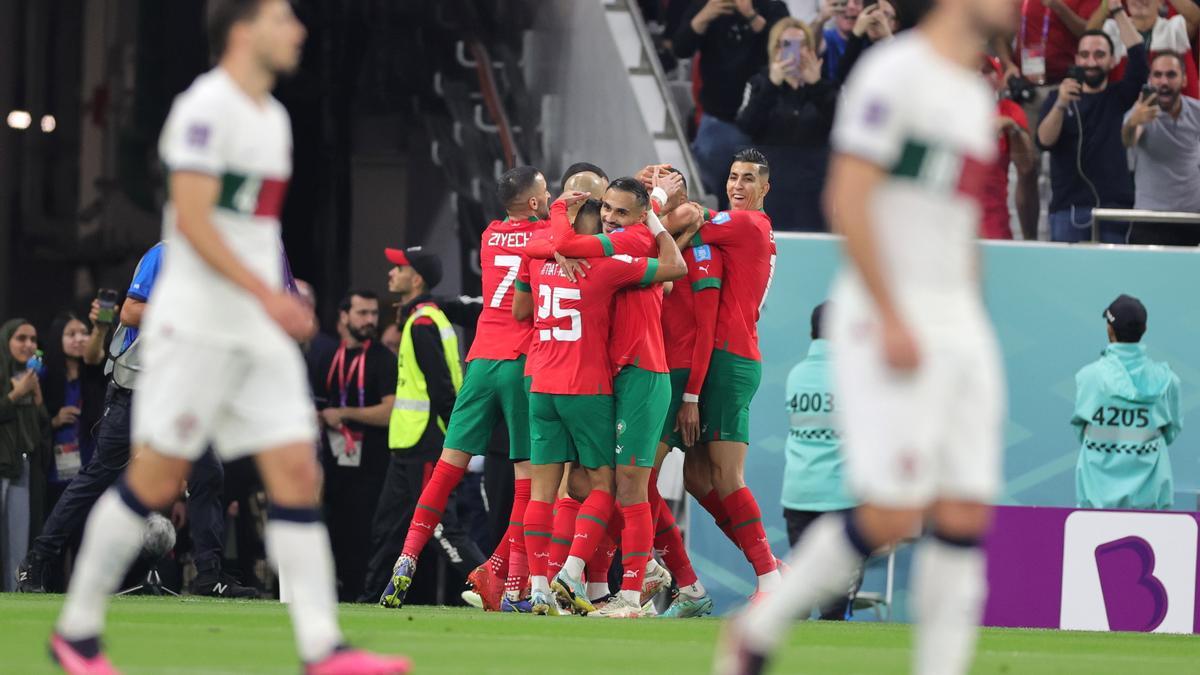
[614, 366, 671, 468]
[659, 368, 691, 450]
[529, 392, 615, 469]
[700, 349, 762, 444]
[443, 357, 531, 461]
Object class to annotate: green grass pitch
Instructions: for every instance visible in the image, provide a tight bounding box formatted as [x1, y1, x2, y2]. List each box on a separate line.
[3, 594, 1198, 674]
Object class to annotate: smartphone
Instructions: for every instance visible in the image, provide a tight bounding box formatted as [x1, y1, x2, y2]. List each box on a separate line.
[1142, 84, 1157, 98]
[781, 38, 802, 66]
[1065, 65, 1087, 83]
[97, 288, 119, 324]
[26, 350, 43, 375]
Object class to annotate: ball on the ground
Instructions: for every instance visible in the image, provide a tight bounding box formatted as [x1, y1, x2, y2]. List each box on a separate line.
[143, 512, 177, 559]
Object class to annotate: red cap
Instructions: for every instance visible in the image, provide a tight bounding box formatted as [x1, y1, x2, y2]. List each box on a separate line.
[384, 248, 410, 266]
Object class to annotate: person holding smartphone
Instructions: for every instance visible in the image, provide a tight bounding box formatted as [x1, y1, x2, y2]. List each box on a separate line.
[833, 0, 899, 84]
[737, 17, 838, 231]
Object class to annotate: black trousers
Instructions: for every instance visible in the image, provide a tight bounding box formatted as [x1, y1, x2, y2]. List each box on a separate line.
[784, 508, 861, 621]
[360, 454, 485, 602]
[31, 383, 225, 573]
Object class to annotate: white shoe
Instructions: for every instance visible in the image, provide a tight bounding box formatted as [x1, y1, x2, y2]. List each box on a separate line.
[592, 593, 645, 618]
[640, 562, 673, 606]
[461, 590, 484, 609]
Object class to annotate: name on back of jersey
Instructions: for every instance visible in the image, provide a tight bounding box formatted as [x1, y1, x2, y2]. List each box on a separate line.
[489, 231, 533, 248]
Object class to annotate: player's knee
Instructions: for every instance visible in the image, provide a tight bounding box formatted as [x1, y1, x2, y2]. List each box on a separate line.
[710, 461, 744, 494]
[929, 500, 992, 541]
[126, 448, 191, 509]
[615, 477, 647, 506]
[566, 470, 591, 502]
[854, 505, 923, 549]
[267, 456, 322, 505]
[440, 448, 472, 468]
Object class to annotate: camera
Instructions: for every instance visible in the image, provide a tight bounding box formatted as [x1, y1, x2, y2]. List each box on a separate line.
[1006, 76, 1037, 104]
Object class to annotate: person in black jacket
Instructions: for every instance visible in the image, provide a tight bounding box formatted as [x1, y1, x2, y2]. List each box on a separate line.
[674, 0, 790, 207]
[737, 18, 838, 231]
[833, 0, 898, 84]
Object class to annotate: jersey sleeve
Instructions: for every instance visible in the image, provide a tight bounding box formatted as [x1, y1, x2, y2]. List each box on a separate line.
[600, 255, 657, 290]
[126, 244, 164, 302]
[515, 254, 533, 293]
[831, 52, 908, 169]
[596, 227, 656, 257]
[690, 210, 754, 250]
[686, 244, 723, 292]
[684, 246, 721, 399]
[160, 91, 228, 176]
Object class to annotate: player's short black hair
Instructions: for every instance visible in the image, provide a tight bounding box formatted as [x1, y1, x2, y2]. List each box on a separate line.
[811, 302, 827, 340]
[731, 148, 770, 177]
[207, 0, 268, 61]
[1079, 29, 1115, 55]
[496, 166, 544, 207]
[338, 289, 379, 313]
[606, 176, 650, 210]
[560, 162, 608, 192]
[574, 199, 603, 235]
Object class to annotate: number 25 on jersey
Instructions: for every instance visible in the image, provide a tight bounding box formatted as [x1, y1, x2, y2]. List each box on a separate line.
[537, 286, 581, 342]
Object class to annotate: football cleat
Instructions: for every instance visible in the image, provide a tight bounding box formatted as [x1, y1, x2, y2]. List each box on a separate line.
[775, 557, 790, 577]
[49, 634, 118, 675]
[378, 554, 417, 609]
[590, 593, 644, 618]
[530, 589, 560, 616]
[500, 596, 535, 613]
[461, 590, 484, 609]
[589, 593, 615, 612]
[660, 593, 714, 618]
[640, 563, 673, 606]
[466, 564, 504, 611]
[305, 648, 411, 675]
[550, 572, 595, 615]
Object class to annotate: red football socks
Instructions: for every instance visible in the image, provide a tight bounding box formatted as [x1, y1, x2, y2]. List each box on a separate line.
[587, 532, 616, 583]
[652, 494, 698, 588]
[548, 497, 581, 579]
[566, 490, 614, 565]
[723, 487, 777, 576]
[523, 499, 554, 580]
[619, 502, 654, 592]
[402, 460, 466, 558]
[698, 488, 739, 547]
[503, 478, 531, 593]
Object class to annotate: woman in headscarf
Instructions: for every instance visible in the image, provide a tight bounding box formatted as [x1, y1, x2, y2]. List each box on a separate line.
[0, 318, 50, 591]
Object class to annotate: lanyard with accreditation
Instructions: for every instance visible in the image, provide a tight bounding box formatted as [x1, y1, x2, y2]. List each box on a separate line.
[325, 341, 369, 467]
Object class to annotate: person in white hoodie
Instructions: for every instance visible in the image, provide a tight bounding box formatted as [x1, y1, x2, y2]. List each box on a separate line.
[1071, 294, 1182, 510]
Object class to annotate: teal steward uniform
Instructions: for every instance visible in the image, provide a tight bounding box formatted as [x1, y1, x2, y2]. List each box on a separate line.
[1071, 343, 1182, 510]
[782, 339, 856, 512]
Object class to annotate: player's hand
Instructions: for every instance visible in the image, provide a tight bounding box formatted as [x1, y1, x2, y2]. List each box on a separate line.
[637, 163, 674, 190]
[52, 405, 81, 428]
[9, 370, 38, 400]
[1129, 90, 1159, 126]
[555, 190, 591, 207]
[676, 401, 701, 448]
[881, 315, 920, 372]
[653, 167, 686, 204]
[555, 253, 590, 282]
[1056, 77, 1082, 109]
[170, 501, 188, 530]
[320, 407, 345, 429]
[262, 291, 316, 341]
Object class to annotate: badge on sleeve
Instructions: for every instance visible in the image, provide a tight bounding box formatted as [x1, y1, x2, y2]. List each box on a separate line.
[693, 245, 713, 262]
[186, 123, 211, 148]
[712, 212, 731, 225]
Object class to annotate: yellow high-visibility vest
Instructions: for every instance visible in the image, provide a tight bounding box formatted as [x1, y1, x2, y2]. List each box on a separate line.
[389, 303, 463, 450]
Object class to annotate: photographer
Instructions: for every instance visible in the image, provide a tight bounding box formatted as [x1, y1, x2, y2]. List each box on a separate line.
[1037, 1, 1148, 243]
[1122, 53, 1200, 245]
[737, 18, 838, 231]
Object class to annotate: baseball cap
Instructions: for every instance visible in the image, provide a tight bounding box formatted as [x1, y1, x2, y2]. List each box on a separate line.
[1103, 294, 1147, 341]
[385, 246, 443, 289]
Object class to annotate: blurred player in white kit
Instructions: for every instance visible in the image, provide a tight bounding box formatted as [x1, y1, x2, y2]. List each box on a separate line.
[49, 2, 409, 674]
[714, 0, 1015, 671]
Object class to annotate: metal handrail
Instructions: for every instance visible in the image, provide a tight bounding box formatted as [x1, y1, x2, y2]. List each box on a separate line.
[620, 0, 705, 201]
[1091, 208, 1200, 242]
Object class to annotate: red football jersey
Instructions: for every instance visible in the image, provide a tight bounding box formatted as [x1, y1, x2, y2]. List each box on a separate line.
[692, 209, 776, 362]
[661, 244, 724, 370]
[467, 217, 547, 362]
[527, 256, 658, 395]
[601, 225, 670, 374]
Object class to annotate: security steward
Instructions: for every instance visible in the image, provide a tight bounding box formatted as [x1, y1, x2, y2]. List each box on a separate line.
[360, 246, 486, 603]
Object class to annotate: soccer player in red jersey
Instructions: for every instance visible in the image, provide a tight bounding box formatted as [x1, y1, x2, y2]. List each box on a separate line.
[684, 148, 783, 599]
[379, 166, 550, 611]
[516, 185, 687, 616]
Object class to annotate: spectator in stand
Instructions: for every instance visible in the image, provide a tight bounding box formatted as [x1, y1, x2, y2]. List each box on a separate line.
[812, 0, 863, 81]
[1000, 0, 1102, 85]
[1037, 4, 1148, 243]
[1089, 0, 1199, 99]
[39, 312, 107, 517]
[0, 319, 49, 592]
[1123, 53, 1200, 245]
[982, 57, 1039, 239]
[832, 1, 898, 84]
[737, 18, 838, 231]
[312, 290, 397, 602]
[674, 0, 790, 208]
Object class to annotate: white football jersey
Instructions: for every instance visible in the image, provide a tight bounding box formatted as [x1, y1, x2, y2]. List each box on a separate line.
[146, 67, 293, 346]
[831, 33, 997, 305]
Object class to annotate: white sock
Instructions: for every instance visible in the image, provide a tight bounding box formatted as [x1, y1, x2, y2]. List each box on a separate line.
[619, 589, 640, 606]
[679, 581, 707, 598]
[56, 489, 148, 640]
[757, 569, 782, 592]
[912, 537, 986, 675]
[531, 575, 550, 594]
[741, 514, 865, 653]
[265, 512, 343, 663]
[587, 582, 610, 600]
[561, 555, 585, 580]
